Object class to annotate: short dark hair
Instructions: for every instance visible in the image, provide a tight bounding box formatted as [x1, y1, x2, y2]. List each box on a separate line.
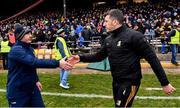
[105, 9, 124, 24]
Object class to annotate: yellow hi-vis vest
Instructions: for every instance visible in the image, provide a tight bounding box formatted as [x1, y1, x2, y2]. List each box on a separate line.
[170, 29, 180, 44]
[54, 37, 71, 60]
[1, 41, 11, 53]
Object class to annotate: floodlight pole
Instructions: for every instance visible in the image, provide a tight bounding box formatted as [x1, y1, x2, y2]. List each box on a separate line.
[63, 0, 66, 18]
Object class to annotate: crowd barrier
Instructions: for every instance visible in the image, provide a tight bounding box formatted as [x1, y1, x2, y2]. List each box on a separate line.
[34, 49, 56, 59]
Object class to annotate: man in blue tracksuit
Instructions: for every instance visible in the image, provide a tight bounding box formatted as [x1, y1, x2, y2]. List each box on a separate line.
[7, 23, 73, 107]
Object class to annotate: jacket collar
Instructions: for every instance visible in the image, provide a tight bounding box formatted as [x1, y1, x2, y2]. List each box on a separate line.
[110, 24, 127, 37]
[16, 40, 31, 48]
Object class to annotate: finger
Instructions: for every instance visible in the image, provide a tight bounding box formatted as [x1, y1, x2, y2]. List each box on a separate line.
[40, 84, 42, 90]
[63, 67, 71, 70]
[65, 65, 73, 70]
[64, 65, 73, 70]
[171, 89, 175, 93]
[38, 86, 41, 91]
[63, 57, 67, 61]
[168, 91, 173, 95]
[66, 63, 73, 67]
[167, 90, 174, 95]
[166, 91, 172, 95]
[39, 87, 41, 91]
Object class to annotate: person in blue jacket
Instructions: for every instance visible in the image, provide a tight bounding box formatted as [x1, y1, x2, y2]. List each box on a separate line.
[7, 23, 73, 107]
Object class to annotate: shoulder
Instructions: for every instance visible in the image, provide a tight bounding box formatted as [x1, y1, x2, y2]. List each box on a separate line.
[173, 29, 177, 33]
[128, 28, 144, 38]
[57, 37, 65, 42]
[106, 35, 111, 40]
[170, 29, 176, 33]
[11, 45, 23, 51]
[104, 34, 112, 43]
[9, 45, 24, 55]
[125, 29, 146, 43]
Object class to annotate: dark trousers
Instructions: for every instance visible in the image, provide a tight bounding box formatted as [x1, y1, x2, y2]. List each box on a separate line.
[2, 53, 8, 70]
[112, 80, 140, 107]
[8, 86, 45, 107]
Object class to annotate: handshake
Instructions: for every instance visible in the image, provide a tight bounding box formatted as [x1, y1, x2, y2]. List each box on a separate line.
[59, 55, 80, 70]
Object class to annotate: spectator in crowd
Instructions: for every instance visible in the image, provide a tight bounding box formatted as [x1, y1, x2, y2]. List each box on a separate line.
[81, 26, 91, 47]
[75, 24, 83, 38]
[0, 0, 179, 52]
[8, 29, 16, 45]
[69, 9, 176, 107]
[167, 23, 180, 66]
[54, 28, 72, 89]
[159, 27, 166, 54]
[7, 23, 73, 107]
[0, 33, 3, 43]
[78, 33, 85, 47]
[144, 28, 151, 43]
[0, 36, 11, 69]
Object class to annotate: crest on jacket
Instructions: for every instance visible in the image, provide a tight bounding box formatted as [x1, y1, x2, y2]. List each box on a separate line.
[117, 41, 121, 47]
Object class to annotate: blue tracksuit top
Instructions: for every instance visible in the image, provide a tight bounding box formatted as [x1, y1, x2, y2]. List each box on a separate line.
[7, 41, 59, 99]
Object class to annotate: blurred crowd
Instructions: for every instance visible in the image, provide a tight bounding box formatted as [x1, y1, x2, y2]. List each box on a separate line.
[0, 0, 179, 49]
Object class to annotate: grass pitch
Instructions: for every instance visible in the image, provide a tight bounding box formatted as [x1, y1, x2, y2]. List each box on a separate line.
[0, 70, 180, 107]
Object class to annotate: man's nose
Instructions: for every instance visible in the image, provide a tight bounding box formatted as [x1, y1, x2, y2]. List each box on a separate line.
[103, 22, 106, 27]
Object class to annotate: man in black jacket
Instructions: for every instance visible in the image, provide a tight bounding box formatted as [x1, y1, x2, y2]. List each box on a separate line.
[68, 9, 176, 107]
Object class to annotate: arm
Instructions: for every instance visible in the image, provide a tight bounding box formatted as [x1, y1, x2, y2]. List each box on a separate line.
[167, 30, 176, 38]
[131, 32, 169, 86]
[79, 41, 108, 62]
[167, 30, 176, 41]
[57, 40, 66, 58]
[131, 32, 175, 94]
[9, 46, 72, 69]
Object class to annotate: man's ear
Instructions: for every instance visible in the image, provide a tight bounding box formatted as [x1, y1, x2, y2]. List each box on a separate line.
[113, 20, 119, 25]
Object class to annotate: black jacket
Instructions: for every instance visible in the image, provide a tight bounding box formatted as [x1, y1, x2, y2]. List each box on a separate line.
[79, 25, 169, 86]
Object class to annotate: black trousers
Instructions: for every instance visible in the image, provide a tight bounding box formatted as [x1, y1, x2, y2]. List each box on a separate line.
[112, 80, 140, 107]
[2, 53, 8, 70]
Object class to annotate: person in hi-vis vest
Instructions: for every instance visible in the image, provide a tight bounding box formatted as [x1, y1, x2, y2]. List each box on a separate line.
[167, 23, 180, 66]
[54, 28, 71, 89]
[0, 36, 11, 69]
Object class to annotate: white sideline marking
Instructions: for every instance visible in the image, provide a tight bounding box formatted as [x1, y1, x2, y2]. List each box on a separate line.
[42, 92, 112, 99]
[0, 89, 6, 92]
[144, 87, 180, 91]
[0, 88, 180, 100]
[135, 96, 180, 100]
[145, 88, 162, 91]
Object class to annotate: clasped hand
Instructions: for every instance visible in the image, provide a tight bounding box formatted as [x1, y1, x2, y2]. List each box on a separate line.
[59, 55, 80, 70]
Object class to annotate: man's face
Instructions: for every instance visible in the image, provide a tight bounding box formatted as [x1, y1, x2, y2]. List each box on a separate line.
[104, 15, 116, 32]
[21, 32, 33, 43]
[60, 32, 65, 37]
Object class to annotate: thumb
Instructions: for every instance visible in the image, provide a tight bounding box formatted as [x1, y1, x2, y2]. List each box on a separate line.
[62, 56, 68, 61]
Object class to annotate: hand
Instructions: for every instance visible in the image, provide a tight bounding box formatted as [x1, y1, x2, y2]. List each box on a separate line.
[59, 57, 73, 70]
[67, 55, 80, 65]
[36, 81, 42, 91]
[162, 84, 176, 95]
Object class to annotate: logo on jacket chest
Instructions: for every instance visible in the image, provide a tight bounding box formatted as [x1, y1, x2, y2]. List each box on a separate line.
[117, 41, 121, 47]
[106, 40, 123, 47]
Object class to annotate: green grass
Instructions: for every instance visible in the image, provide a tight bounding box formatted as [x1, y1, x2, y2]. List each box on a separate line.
[0, 71, 180, 107]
